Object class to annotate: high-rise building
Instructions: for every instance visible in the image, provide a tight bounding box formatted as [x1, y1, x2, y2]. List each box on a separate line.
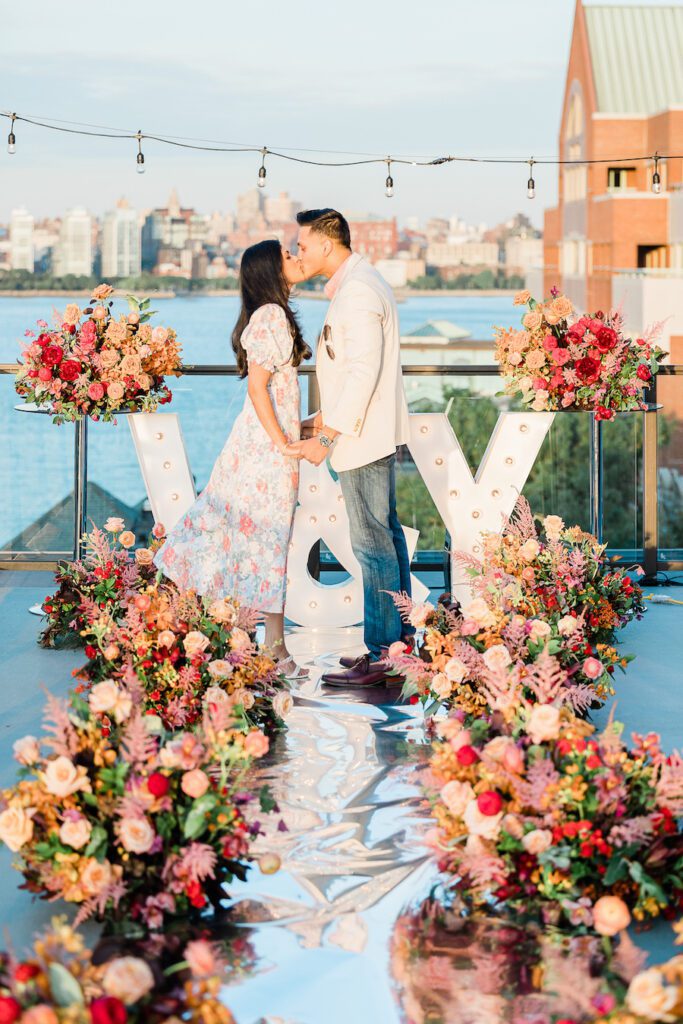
[265, 191, 301, 224]
[9, 208, 34, 272]
[101, 199, 141, 279]
[54, 208, 93, 277]
[141, 190, 208, 271]
[236, 188, 265, 228]
[349, 218, 398, 263]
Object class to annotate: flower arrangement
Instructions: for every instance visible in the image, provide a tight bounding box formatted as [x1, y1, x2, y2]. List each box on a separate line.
[425, 707, 683, 930]
[38, 521, 163, 649]
[0, 689, 278, 930]
[390, 896, 664, 1024]
[15, 284, 182, 423]
[0, 916, 241, 1023]
[494, 289, 666, 418]
[388, 499, 644, 714]
[76, 569, 292, 733]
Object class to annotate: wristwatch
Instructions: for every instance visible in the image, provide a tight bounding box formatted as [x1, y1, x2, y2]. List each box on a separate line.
[318, 433, 335, 449]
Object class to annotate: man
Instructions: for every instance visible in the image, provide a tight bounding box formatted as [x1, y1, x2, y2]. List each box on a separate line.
[292, 208, 413, 687]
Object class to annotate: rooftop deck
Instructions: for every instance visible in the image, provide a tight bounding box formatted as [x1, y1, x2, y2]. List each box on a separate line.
[1, 570, 681, 1022]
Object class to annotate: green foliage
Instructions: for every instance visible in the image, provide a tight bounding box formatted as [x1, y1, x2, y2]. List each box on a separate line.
[407, 270, 525, 291]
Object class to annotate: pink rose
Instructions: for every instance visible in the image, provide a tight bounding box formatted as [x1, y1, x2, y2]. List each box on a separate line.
[244, 730, 269, 758]
[92, 283, 114, 300]
[526, 704, 561, 745]
[522, 828, 553, 855]
[229, 627, 252, 651]
[91, 305, 108, 320]
[183, 630, 211, 657]
[583, 657, 604, 680]
[119, 816, 155, 854]
[440, 779, 474, 817]
[181, 769, 210, 799]
[87, 382, 105, 401]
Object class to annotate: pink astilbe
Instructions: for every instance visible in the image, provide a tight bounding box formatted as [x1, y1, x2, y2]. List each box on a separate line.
[236, 604, 261, 632]
[84, 523, 114, 563]
[177, 842, 218, 882]
[516, 757, 561, 813]
[73, 878, 127, 926]
[119, 560, 141, 590]
[121, 713, 158, 766]
[608, 815, 655, 848]
[504, 495, 537, 542]
[524, 648, 571, 705]
[176, 663, 201, 693]
[655, 750, 683, 815]
[479, 666, 524, 715]
[562, 683, 597, 715]
[41, 691, 79, 757]
[458, 850, 508, 894]
[116, 792, 150, 820]
[164, 697, 191, 728]
[452, 550, 484, 574]
[390, 590, 419, 623]
[612, 929, 649, 981]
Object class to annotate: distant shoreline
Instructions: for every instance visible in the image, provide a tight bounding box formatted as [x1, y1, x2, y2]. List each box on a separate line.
[0, 288, 518, 300]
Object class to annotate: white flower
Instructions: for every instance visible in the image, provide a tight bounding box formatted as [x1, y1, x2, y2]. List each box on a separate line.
[440, 780, 474, 817]
[528, 619, 552, 644]
[273, 691, 294, 719]
[626, 968, 678, 1022]
[444, 658, 468, 683]
[119, 817, 155, 854]
[463, 799, 503, 840]
[526, 704, 561, 744]
[519, 538, 540, 561]
[558, 615, 578, 636]
[431, 673, 453, 700]
[464, 597, 496, 630]
[482, 644, 512, 672]
[59, 816, 92, 850]
[102, 957, 155, 1005]
[13, 735, 40, 765]
[543, 515, 565, 541]
[43, 756, 91, 798]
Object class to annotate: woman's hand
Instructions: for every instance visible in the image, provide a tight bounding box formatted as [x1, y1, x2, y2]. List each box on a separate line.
[300, 411, 322, 439]
[278, 437, 302, 458]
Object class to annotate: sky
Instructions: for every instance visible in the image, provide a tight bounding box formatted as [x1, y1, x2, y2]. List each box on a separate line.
[0, 0, 668, 228]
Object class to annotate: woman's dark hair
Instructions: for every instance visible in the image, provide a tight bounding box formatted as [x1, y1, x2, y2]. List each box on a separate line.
[232, 239, 311, 378]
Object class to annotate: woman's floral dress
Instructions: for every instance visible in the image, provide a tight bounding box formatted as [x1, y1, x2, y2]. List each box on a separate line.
[154, 303, 300, 612]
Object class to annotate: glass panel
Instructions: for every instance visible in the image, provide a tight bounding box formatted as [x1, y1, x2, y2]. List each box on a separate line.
[657, 373, 683, 561]
[0, 374, 75, 557]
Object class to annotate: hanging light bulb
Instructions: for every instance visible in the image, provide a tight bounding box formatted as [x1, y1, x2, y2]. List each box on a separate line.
[7, 113, 16, 155]
[136, 131, 145, 174]
[257, 147, 267, 188]
[385, 158, 394, 198]
[526, 158, 535, 199]
[652, 152, 661, 194]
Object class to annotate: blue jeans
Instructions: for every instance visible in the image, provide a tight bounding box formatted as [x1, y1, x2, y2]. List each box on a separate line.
[339, 452, 413, 659]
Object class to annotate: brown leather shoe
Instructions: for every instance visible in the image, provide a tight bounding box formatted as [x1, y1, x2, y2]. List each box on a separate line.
[338, 637, 415, 669]
[322, 654, 397, 688]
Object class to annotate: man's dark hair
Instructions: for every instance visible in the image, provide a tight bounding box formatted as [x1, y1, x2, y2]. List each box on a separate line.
[296, 208, 351, 249]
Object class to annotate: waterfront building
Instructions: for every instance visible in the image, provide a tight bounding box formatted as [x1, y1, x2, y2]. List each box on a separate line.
[349, 218, 398, 262]
[9, 208, 34, 272]
[53, 207, 93, 277]
[101, 199, 141, 279]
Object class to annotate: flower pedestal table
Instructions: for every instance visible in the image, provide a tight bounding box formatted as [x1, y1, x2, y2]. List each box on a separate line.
[15, 403, 133, 615]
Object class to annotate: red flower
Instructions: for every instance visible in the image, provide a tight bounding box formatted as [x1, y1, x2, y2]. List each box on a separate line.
[13, 962, 40, 983]
[42, 344, 64, 367]
[0, 998, 21, 1024]
[90, 996, 128, 1024]
[85, 644, 97, 659]
[36, 333, 51, 347]
[455, 744, 479, 766]
[575, 356, 601, 384]
[637, 364, 652, 382]
[477, 791, 503, 816]
[147, 772, 170, 797]
[186, 880, 206, 908]
[595, 326, 617, 352]
[59, 359, 81, 382]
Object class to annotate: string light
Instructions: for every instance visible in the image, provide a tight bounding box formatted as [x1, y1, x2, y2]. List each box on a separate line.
[385, 157, 394, 198]
[136, 131, 145, 174]
[257, 147, 267, 188]
[526, 158, 535, 199]
[7, 112, 16, 155]
[652, 152, 661, 194]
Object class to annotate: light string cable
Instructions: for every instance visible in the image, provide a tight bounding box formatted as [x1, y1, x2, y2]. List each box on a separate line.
[2, 109, 681, 195]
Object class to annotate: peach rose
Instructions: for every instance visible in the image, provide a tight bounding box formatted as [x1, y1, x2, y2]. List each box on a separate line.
[20, 1006, 58, 1024]
[483, 736, 515, 763]
[62, 303, 81, 325]
[127, 312, 140, 325]
[522, 310, 543, 331]
[526, 704, 561, 745]
[508, 351, 523, 366]
[92, 305, 107, 320]
[528, 619, 552, 645]
[135, 547, 154, 565]
[81, 857, 113, 896]
[207, 597, 236, 625]
[119, 354, 142, 376]
[543, 514, 565, 541]
[387, 640, 406, 659]
[107, 381, 125, 403]
[152, 326, 169, 345]
[502, 743, 525, 774]
[501, 813, 525, 839]
[244, 730, 269, 758]
[184, 939, 221, 979]
[482, 644, 512, 673]
[207, 659, 233, 679]
[449, 728, 472, 752]
[92, 283, 114, 300]
[432, 673, 453, 700]
[100, 350, 120, 370]
[550, 295, 573, 321]
[464, 597, 496, 630]
[229, 627, 252, 651]
[522, 828, 553, 855]
[59, 815, 92, 850]
[626, 968, 678, 1022]
[89, 680, 132, 723]
[272, 691, 294, 719]
[119, 817, 155, 854]
[104, 643, 120, 661]
[43, 756, 91, 798]
[0, 805, 35, 851]
[203, 686, 230, 707]
[104, 517, 125, 533]
[102, 956, 155, 1005]
[118, 531, 135, 549]
[137, 373, 152, 391]
[558, 615, 578, 636]
[440, 779, 474, 817]
[519, 538, 540, 562]
[181, 769, 210, 799]
[408, 603, 434, 629]
[183, 630, 210, 657]
[232, 687, 255, 710]
[135, 592, 151, 610]
[105, 321, 128, 345]
[592, 895, 631, 937]
[158, 630, 176, 649]
[463, 798, 503, 840]
[444, 657, 468, 684]
[513, 290, 531, 306]
[13, 735, 40, 765]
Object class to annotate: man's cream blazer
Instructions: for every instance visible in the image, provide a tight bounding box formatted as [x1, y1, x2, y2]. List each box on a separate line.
[316, 253, 410, 472]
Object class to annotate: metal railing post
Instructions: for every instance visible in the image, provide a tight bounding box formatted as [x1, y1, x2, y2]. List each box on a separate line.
[642, 378, 659, 580]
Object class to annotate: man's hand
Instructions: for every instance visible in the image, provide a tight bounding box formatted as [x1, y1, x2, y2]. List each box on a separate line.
[300, 411, 322, 439]
[289, 437, 328, 465]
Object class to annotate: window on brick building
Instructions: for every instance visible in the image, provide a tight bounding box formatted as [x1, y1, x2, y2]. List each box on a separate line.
[637, 245, 669, 270]
[607, 167, 635, 190]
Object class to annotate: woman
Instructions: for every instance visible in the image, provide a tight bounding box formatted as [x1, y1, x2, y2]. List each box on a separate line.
[154, 239, 311, 676]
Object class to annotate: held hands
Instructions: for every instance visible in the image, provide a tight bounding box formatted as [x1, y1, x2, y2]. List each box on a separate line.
[300, 411, 323, 439]
[288, 437, 328, 465]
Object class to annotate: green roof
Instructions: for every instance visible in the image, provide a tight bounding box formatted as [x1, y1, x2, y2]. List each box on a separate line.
[403, 320, 472, 342]
[584, 4, 683, 114]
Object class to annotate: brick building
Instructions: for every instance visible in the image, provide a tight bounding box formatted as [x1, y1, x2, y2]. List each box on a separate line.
[349, 218, 398, 262]
[543, 1, 683, 341]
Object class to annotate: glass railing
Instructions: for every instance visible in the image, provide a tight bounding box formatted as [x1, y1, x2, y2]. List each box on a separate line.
[2, 363, 682, 578]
